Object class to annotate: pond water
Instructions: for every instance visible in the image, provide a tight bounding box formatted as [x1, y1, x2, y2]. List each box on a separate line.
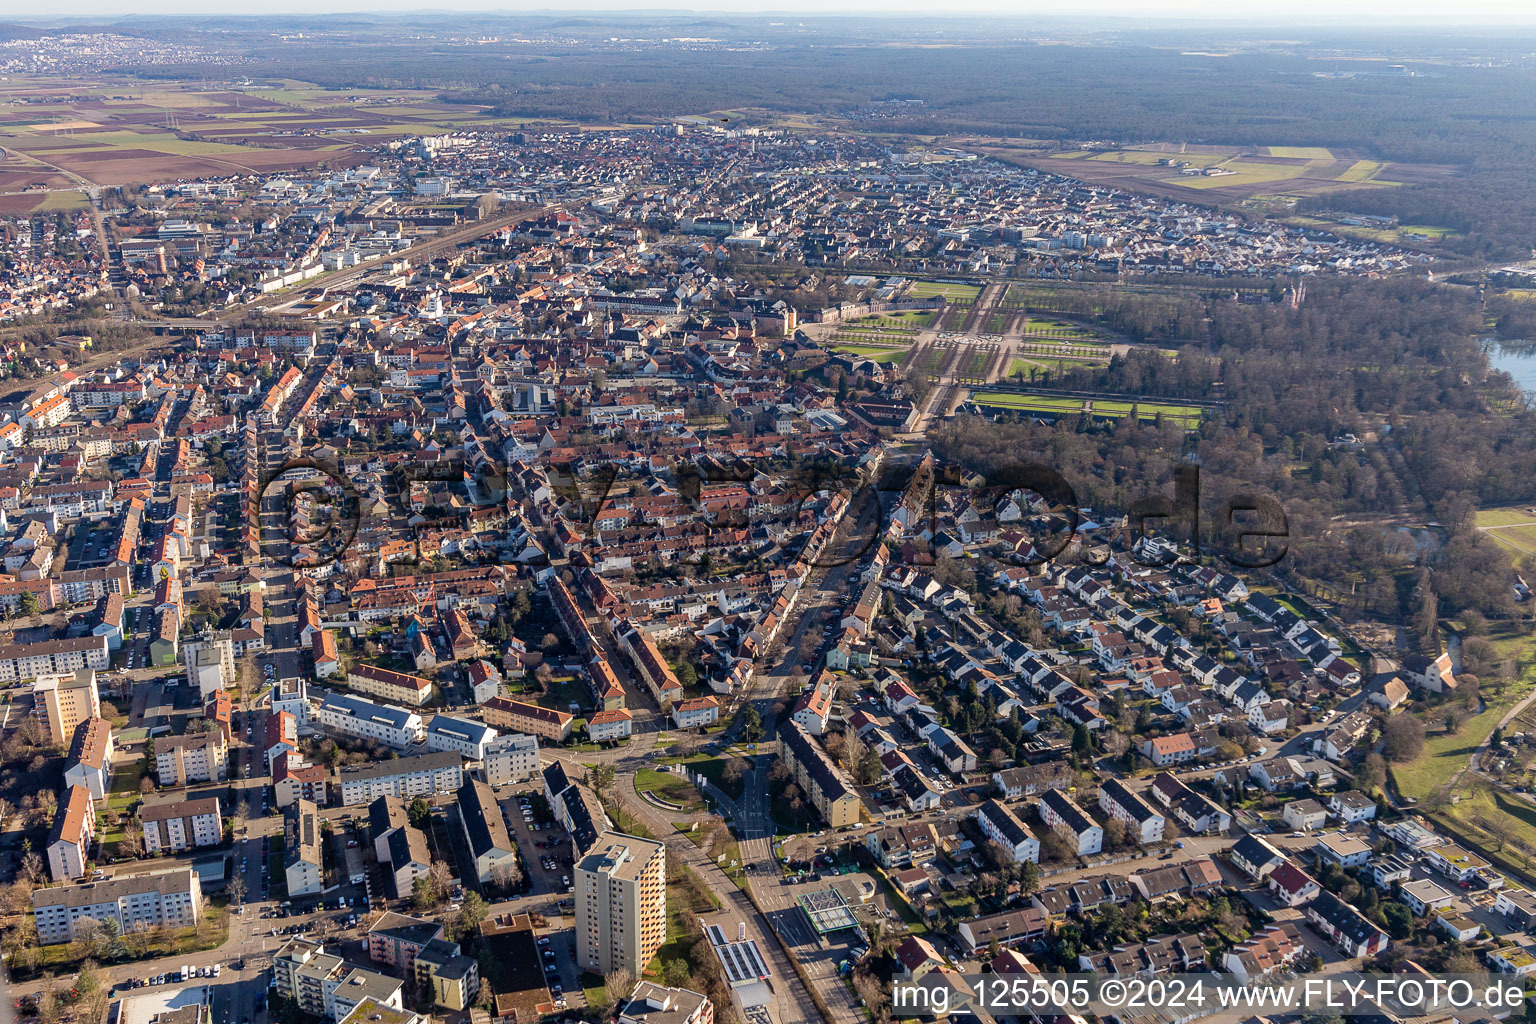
[1488, 339, 1536, 395]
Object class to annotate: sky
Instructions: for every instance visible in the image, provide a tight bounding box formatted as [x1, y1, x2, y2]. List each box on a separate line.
[24, 0, 1536, 22]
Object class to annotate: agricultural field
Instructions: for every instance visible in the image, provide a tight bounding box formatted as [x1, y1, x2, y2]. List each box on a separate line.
[968, 137, 1457, 204]
[908, 280, 981, 303]
[0, 73, 585, 204]
[1284, 214, 1461, 247]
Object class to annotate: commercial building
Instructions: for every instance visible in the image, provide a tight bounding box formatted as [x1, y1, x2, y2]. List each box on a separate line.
[575, 832, 667, 977]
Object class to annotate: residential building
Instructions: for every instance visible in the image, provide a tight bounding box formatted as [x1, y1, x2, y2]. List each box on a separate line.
[1039, 789, 1103, 856]
[34, 668, 101, 746]
[155, 731, 227, 786]
[618, 983, 714, 1024]
[480, 696, 573, 741]
[777, 721, 860, 828]
[334, 752, 463, 807]
[63, 716, 113, 800]
[140, 795, 223, 853]
[1307, 890, 1390, 957]
[1314, 832, 1372, 869]
[182, 630, 236, 699]
[483, 732, 541, 785]
[315, 690, 426, 749]
[457, 779, 518, 887]
[367, 912, 444, 973]
[1097, 778, 1165, 845]
[1222, 923, 1305, 982]
[1, 637, 110, 684]
[974, 799, 1039, 864]
[671, 696, 720, 730]
[575, 832, 667, 977]
[285, 799, 324, 897]
[46, 785, 95, 882]
[347, 664, 435, 707]
[370, 797, 432, 900]
[272, 938, 406, 1022]
[588, 708, 635, 742]
[413, 937, 482, 1012]
[425, 715, 498, 760]
[32, 867, 202, 944]
[956, 907, 1048, 954]
[1282, 799, 1328, 831]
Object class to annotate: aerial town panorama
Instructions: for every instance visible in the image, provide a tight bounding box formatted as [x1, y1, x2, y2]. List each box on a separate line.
[2, 9, 1536, 1024]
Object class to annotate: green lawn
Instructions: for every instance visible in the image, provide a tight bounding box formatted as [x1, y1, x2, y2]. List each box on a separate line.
[970, 393, 1084, 412]
[1393, 625, 1536, 804]
[634, 768, 706, 813]
[675, 823, 746, 889]
[832, 345, 906, 363]
[908, 280, 980, 302]
[25, 904, 229, 978]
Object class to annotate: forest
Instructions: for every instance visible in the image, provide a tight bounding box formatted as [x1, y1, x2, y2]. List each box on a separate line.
[933, 277, 1536, 626]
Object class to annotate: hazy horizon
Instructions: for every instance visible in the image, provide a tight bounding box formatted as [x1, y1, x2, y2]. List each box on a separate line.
[15, 0, 1536, 26]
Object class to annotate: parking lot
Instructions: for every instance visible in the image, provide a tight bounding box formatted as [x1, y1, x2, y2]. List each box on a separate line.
[496, 784, 574, 897]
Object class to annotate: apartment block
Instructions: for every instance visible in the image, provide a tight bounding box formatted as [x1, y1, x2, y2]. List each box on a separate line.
[140, 795, 223, 853]
[155, 730, 228, 786]
[34, 668, 101, 746]
[1, 636, 110, 684]
[46, 785, 96, 882]
[480, 696, 573, 741]
[285, 799, 324, 897]
[33, 867, 202, 944]
[347, 664, 434, 707]
[182, 630, 236, 699]
[63, 716, 114, 800]
[575, 831, 667, 977]
[316, 690, 426, 749]
[483, 732, 540, 785]
[334, 751, 463, 807]
[425, 714, 498, 760]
